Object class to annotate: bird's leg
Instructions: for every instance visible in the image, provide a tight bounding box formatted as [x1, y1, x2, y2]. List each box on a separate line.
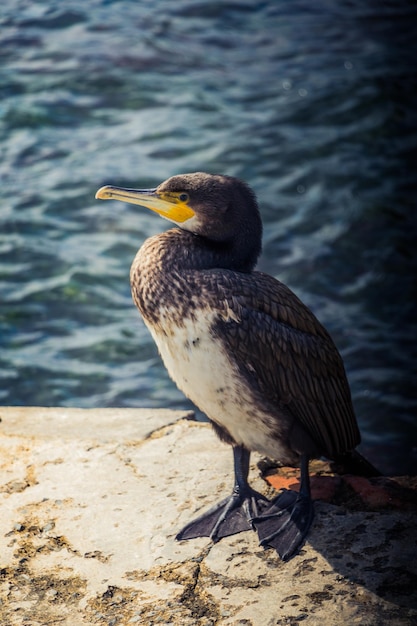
[253, 454, 314, 561]
[176, 445, 270, 543]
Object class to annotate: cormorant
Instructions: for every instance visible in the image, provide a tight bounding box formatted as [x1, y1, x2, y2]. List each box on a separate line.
[96, 172, 379, 561]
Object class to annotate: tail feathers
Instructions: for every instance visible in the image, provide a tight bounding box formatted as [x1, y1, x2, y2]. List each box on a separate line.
[333, 450, 382, 478]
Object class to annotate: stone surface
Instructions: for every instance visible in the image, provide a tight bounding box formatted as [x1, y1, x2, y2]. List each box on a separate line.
[0, 406, 416, 625]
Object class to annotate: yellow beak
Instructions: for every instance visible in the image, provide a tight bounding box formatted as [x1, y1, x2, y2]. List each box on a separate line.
[95, 185, 195, 223]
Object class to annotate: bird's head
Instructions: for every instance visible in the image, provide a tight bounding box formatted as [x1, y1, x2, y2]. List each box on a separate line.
[96, 172, 263, 270]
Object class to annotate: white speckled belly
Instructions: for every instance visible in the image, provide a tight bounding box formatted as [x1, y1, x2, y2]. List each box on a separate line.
[144, 309, 295, 463]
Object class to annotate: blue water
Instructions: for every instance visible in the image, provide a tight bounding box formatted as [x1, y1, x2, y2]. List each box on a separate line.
[1, 1, 416, 474]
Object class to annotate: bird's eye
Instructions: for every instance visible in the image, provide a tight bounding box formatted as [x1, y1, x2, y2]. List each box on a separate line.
[179, 193, 189, 202]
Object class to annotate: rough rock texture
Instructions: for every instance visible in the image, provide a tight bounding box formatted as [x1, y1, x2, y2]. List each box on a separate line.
[0, 406, 416, 625]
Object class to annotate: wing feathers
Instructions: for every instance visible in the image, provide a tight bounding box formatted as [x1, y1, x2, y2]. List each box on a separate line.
[205, 269, 360, 458]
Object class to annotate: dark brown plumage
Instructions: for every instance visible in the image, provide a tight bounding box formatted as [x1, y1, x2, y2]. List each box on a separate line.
[96, 171, 379, 560]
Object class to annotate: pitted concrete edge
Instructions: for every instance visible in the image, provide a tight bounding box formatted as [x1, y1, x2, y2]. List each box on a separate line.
[0, 407, 416, 626]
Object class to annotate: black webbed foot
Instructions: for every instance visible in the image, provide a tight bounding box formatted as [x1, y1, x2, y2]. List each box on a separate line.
[176, 445, 269, 543]
[176, 486, 269, 542]
[253, 489, 314, 560]
[253, 454, 314, 561]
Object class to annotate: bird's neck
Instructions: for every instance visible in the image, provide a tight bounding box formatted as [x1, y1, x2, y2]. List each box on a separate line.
[139, 227, 260, 273]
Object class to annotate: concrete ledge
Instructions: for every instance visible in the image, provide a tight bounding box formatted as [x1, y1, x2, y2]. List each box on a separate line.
[0, 407, 416, 625]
